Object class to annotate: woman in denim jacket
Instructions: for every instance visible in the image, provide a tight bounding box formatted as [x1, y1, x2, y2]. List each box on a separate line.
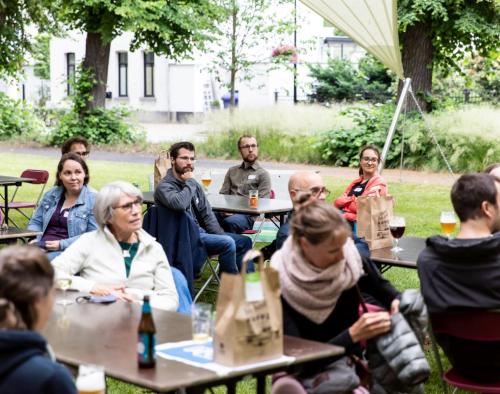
[28, 153, 97, 260]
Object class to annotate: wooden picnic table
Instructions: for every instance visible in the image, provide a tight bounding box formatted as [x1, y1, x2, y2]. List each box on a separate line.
[43, 292, 343, 393]
[0, 227, 41, 243]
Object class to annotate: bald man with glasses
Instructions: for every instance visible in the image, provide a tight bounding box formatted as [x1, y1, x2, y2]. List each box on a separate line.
[261, 171, 370, 260]
[218, 135, 271, 233]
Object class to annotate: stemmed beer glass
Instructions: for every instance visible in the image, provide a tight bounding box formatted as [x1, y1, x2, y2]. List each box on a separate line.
[389, 215, 406, 253]
[440, 211, 457, 238]
[56, 271, 73, 306]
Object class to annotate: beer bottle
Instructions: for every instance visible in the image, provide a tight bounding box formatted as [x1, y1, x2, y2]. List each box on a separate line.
[137, 295, 156, 368]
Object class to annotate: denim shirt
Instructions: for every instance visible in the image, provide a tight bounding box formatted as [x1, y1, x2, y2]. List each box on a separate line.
[28, 185, 97, 250]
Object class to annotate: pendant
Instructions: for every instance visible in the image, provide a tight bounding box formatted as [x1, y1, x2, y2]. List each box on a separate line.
[123, 250, 130, 258]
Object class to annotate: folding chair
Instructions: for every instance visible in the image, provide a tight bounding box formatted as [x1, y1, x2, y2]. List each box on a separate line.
[430, 311, 500, 393]
[243, 189, 277, 245]
[0, 169, 49, 228]
[193, 256, 220, 303]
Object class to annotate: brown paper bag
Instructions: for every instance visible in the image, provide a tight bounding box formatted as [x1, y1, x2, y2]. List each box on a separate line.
[357, 195, 394, 250]
[153, 150, 170, 190]
[214, 250, 283, 366]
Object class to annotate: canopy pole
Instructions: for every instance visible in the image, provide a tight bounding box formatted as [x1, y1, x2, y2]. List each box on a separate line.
[379, 77, 412, 174]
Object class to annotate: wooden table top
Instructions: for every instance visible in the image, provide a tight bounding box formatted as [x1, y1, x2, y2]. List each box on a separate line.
[0, 228, 41, 240]
[43, 293, 343, 392]
[0, 175, 35, 186]
[142, 191, 292, 216]
[370, 236, 426, 269]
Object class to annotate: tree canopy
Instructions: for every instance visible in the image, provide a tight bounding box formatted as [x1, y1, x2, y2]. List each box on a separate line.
[397, 0, 499, 111]
[0, 0, 58, 77]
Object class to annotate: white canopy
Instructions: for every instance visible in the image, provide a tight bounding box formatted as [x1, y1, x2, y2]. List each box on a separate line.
[301, 0, 404, 79]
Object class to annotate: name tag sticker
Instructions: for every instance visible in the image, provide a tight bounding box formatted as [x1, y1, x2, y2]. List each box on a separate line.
[248, 175, 256, 180]
[63, 210, 69, 218]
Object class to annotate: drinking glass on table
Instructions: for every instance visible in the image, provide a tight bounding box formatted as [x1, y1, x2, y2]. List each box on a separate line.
[191, 303, 213, 341]
[56, 271, 73, 306]
[389, 215, 406, 253]
[201, 170, 212, 194]
[440, 211, 457, 238]
[76, 364, 106, 394]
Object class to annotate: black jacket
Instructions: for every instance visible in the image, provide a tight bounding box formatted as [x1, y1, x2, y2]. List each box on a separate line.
[0, 330, 76, 394]
[155, 169, 224, 234]
[417, 233, 500, 382]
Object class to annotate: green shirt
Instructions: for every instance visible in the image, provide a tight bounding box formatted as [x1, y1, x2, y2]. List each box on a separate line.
[118, 241, 139, 277]
[219, 161, 271, 198]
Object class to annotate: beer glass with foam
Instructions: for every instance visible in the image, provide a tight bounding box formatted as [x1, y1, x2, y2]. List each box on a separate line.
[76, 364, 105, 394]
[440, 211, 457, 238]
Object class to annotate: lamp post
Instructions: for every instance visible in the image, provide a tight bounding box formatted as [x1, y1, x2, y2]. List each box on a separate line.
[293, 0, 297, 104]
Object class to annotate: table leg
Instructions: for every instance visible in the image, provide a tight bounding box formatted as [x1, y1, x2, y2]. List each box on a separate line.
[226, 380, 237, 394]
[3, 185, 8, 226]
[256, 375, 267, 394]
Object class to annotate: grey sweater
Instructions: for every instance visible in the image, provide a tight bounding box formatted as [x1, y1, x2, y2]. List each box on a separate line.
[154, 169, 224, 235]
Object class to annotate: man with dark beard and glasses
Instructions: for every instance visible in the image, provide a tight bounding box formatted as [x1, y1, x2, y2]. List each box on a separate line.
[154, 141, 252, 274]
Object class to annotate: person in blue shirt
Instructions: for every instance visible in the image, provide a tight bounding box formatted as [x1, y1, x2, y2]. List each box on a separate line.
[0, 245, 76, 394]
[28, 153, 97, 260]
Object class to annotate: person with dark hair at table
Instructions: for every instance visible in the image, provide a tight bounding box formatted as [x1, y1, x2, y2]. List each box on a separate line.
[217, 135, 271, 233]
[484, 162, 500, 179]
[418, 172, 500, 381]
[155, 141, 252, 274]
[334, 144, 387, 232]
[28, 153, 97, 260]
[0, 245, 76, 394]
[61, 136, 90, 160]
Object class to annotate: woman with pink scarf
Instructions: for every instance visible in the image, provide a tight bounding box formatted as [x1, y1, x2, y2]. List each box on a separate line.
[271, 197, 399, 393]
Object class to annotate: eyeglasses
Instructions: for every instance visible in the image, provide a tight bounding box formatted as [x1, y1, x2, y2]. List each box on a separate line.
[177, 156, 196, 162]
[361, 157, 378, 163]
[74, 151, 89, 157]
[239, 144, 258, 150]
[114, 199, 142, 212]
[292, 187, 330, 197]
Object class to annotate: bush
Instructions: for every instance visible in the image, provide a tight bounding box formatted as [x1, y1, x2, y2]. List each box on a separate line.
[315, 104, 404, 167]
[0, 92, 47, 140]
[49, 64, 144, 146]
[50, 107, 144, 146]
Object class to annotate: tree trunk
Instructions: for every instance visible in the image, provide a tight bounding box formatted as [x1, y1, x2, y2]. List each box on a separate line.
[82, 32, 111, 114]
[400, 21, 433, 112]
[229, 1, 237, 110]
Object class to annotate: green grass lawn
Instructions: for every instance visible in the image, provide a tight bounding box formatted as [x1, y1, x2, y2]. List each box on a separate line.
[0, 152, 465, 393]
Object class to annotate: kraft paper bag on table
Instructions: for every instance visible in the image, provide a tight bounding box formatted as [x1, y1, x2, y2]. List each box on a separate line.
[357, 195, 394, 250]
[214, 249, 283, 366]
[154, 150, 170, 190]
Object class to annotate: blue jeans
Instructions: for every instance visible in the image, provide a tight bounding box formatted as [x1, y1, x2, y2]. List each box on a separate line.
[216, 213, 255, 234]
[199, 229, 253, 273]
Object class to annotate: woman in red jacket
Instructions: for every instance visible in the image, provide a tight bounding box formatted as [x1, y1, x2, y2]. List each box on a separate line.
[334, 145, 387, 229]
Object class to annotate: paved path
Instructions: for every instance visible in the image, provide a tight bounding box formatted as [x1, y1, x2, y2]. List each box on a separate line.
[0, 144, 458, 187]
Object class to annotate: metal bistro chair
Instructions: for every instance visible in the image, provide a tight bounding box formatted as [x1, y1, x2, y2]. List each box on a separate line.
[0, 169, 49, 228]
[430, 310, 500, 393]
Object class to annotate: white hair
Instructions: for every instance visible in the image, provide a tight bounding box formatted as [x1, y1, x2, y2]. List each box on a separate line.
[93, 181, 143, 227]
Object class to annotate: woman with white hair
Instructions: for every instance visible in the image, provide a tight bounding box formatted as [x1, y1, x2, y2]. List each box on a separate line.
[52, 181, 179, 311]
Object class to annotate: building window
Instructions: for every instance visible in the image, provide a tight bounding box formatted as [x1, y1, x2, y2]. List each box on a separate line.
[144, 52, 154, 97]
[66, 53, 75, 96]
[118, 52, 128, 97]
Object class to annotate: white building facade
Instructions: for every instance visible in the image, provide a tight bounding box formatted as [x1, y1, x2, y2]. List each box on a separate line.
[48, 3, 364, 121]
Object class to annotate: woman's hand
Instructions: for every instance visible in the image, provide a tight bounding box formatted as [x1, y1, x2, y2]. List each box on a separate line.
[90, 283, 135, 302]
[45, 240, 60, 251]
[390, 298, 400, 315]
[348, 312, 391, 343]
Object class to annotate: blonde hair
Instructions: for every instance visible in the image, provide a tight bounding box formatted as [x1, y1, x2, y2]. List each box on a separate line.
[291, 194, 350, 245]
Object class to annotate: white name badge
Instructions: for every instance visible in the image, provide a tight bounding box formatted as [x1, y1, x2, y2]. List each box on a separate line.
[63, 210, 69, 218]
[248, 175, 257, 180]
